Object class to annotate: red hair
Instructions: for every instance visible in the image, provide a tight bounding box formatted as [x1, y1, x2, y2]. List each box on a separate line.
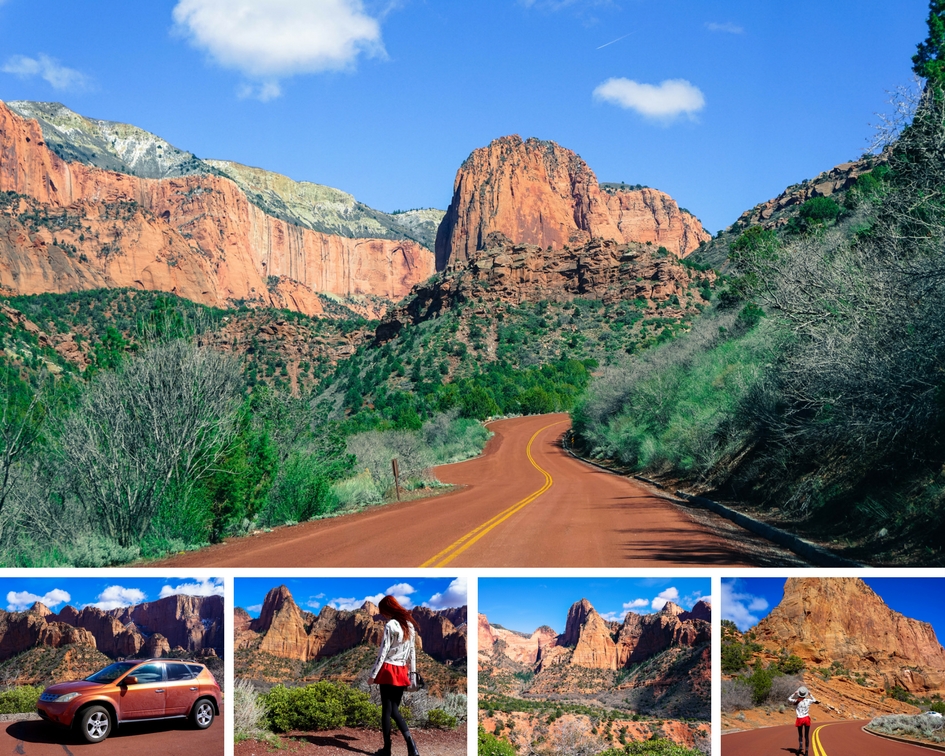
[379, 595, 419, 639]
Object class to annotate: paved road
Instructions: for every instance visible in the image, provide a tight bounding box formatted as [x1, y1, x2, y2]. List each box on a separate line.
[722, 720, 933, 756]
[1, 715, 223, 755]
[152, 413, 784, 568]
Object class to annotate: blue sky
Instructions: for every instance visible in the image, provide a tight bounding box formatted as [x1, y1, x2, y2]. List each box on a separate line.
[0, 1, 927, 235]
[235, 577, 466, 618]
[480, 577, 710, 634]
[1, 577, 224, 612]
[722, 578, 945, 643]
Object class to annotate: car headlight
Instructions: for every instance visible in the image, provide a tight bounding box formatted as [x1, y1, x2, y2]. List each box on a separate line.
[53, 693, 80, 703]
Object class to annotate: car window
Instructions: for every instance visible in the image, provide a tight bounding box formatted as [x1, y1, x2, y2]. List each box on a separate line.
[86, 662, 137, 683]
[166, 663, 196, 681]
[128, 663, 164, 684]
[186, 664, 205, 677]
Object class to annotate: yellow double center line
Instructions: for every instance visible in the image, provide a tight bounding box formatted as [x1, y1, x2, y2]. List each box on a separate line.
[419, 420, 566, 567]
[810, 723, 834, 756]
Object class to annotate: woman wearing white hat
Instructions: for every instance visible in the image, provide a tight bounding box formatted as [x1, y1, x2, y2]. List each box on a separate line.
[788, 685, 818, 755]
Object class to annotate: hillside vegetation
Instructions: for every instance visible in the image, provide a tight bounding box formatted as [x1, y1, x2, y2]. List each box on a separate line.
[574, 74, 945, 564]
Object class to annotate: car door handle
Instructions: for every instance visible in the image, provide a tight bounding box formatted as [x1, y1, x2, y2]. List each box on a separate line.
[155, 689, 164, 693]
[190, 687, 198, 691]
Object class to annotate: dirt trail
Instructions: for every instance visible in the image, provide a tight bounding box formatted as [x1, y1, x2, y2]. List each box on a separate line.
[152, 414, 800, 568]
[235, 726, 467, 756]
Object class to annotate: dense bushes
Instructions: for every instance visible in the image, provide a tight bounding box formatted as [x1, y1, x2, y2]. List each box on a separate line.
[263, 682, 385, 732]
[869, 713, 945, 744]
[0, 686, 41, 714]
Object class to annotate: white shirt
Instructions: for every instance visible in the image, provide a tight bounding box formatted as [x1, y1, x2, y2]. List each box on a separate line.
[789, 693, 817, 718]
[370, 619, 417, 678]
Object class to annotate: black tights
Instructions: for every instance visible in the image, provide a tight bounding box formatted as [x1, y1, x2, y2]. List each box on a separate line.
[380, 684, 411, 746]
[797, 724, 810, 752]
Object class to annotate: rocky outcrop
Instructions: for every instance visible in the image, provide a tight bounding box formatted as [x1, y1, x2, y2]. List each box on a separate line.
[754, 578, 945, 694]
[241, 585, 466, 665]
[435, 135, 709, 270]
[0, 605, 97, 660]
[50, 594, 224, 658]
[376, 232, 713, 345]
[564, 599, 618, 670]
[0, 100, 434, 314]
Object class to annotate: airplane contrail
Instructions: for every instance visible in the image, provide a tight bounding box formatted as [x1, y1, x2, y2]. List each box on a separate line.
[597, 32, 633, 49]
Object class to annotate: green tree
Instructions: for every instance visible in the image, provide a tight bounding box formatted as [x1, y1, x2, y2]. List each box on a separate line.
[914, 1, 945, 87]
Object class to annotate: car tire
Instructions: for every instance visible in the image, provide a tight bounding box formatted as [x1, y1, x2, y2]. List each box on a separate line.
[190, 698, 215, 729]
[79, 705, 112, 743]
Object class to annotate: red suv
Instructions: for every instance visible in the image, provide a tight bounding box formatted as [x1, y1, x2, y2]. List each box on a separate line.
[37, 658, 221, 743]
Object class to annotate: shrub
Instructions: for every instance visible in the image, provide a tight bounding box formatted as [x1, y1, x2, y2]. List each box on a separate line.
[262, 682, 381, 733]
[425, 708, 458, 729]
[233, 679, 271, 742]
[478, 726, 517, 756]
[0, 686, 41, 714]
[720, 679, 753, 713]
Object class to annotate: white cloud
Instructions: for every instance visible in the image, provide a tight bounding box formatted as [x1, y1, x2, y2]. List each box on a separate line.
[305, 597, 322, 610]
[246, 604, 263, 614]
[721, 581, 769, 631]
[2, 53, 90, 91]
[330, 583, 417, 612]
[593, 77, 705, 120]
[7, 589, 71, 612]
[160, 578, 224, 599]
[89, 586, 147, 611]
[425, 578, 467, 610]
[706, 21, 743, 34]
[652, 587, 680, 611]
[172, 0, 385, 99]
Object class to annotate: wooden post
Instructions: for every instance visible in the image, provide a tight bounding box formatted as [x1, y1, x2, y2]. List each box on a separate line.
[392, 458, 401, 501]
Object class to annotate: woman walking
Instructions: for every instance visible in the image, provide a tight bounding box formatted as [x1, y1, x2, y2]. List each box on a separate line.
[788, 685, 818, 756]
[369, 595, 420, 756]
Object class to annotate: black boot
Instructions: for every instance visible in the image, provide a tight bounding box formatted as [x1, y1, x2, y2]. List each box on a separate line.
[374, 742, 391, 756]
[405, 733, 420, 756]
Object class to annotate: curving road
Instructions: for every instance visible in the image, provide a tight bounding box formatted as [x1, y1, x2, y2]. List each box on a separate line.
[723, 720, 934, 756]
[1, 715, 223, 755]
[151, 413, 793, 568]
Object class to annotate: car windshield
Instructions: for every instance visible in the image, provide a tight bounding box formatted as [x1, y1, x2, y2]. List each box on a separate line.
[85, 662, 138, 683]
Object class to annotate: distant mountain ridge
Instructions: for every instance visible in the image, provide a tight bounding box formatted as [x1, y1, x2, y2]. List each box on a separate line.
[0, 593, 224, 686]
[7, 101, 444, 249]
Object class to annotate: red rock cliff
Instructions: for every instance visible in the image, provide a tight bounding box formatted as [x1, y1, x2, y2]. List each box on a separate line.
[754, 578, 945, 694]
[0, 101, 434, 314]
[434, 135, 709, 270]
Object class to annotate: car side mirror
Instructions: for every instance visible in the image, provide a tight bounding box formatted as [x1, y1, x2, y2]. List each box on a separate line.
[122, 676, 138, 686]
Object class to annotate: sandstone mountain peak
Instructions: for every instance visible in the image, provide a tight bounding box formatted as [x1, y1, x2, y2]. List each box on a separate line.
[754, 578, 945, 695]
[434, 134, 709, 270]
[660, 601, 685, 617]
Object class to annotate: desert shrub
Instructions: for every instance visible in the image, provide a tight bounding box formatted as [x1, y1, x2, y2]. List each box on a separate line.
[262, 682, 381, 733]
[425, 708, 458, 729]
[870, 713, 945, 743]
[798, 196, 841, 224]
[720, 678, 753, 712]
[766, 675, 804, 706]
[332, 471, 383, 507]
[746, 665, 774, 706]
[597, 738, 704, 755]
[259, 454, 338, 526]
[0, 685, 41, 714]
[777, 655, 805, 675]
[479, 726, 517, 756]
[234, 678, 272, 742]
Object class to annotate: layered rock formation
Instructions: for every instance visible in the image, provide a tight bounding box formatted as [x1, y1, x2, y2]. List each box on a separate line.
[236, 585, 466, 665]
[0, 593, 224, 663]
[753, 578, 945, 695]
[0, 100, 434, 314]
[435, 135, 709, 270]
[376, 232, 713, 345]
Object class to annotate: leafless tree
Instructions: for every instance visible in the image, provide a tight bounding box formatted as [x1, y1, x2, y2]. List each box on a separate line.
[54, 339, 241, 547]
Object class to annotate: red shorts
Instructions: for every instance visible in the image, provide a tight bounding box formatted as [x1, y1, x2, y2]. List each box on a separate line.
[796, 716, 811, 727]
[375, 663, 410, 687]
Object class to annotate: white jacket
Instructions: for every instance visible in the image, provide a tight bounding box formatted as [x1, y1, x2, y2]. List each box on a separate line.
[789, 692, 817, 718]
[370, 619, 417, 679]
